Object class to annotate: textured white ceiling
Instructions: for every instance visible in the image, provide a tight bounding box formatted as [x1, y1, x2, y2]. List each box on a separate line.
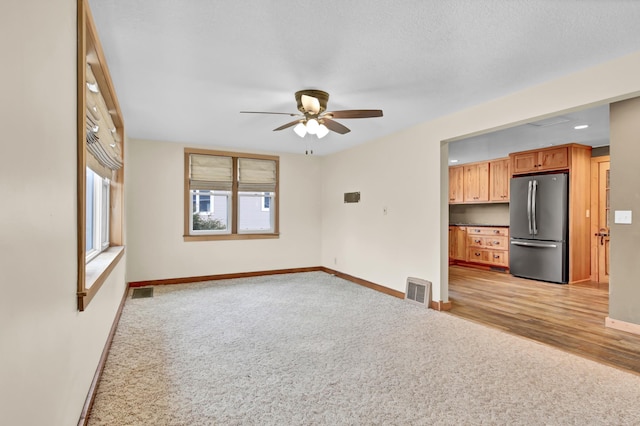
[88, 0, 640, 156]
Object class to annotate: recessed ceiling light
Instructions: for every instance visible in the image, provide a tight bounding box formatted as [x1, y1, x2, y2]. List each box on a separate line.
[574, 124, 589, 130]
[450, 159, 458, 163]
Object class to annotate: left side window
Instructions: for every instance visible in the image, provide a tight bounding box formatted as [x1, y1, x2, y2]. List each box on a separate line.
[77, 0, 125, 311]
[85, 167, 110, 262]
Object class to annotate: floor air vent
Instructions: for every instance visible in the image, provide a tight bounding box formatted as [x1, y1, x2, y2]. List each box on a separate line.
[405, 277, 432, 308]
[131, 287, 154, 299]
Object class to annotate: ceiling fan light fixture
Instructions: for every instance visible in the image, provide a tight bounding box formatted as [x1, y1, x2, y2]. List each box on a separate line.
[306, 118, 319, 135]
[316, 124, 329, 138]
[293, 122, 307, 138]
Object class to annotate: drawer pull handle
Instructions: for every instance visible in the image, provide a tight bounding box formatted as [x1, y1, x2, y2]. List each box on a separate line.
[493, 255, 500, 259]
[474, 239, 481, 244]
[493, 241, 500, 245]
[474, 252, 481, 256]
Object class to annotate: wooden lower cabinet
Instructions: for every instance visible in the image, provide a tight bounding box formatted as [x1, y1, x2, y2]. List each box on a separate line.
[449, 226, 467, 262]
[466, 248, 509, 268]
[450, 226, 509, 270]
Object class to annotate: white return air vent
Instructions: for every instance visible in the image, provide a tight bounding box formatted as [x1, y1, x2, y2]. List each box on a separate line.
[405, 277, 432, 308]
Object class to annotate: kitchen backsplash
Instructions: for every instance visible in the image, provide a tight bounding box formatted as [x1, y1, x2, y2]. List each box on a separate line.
[449, 203, 510, 225]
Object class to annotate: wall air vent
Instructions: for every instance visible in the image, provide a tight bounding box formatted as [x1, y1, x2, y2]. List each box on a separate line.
[405, 277, 432, 308]
[344, 192, 360, 203]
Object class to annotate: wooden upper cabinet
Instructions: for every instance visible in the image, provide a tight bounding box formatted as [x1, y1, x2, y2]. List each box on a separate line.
[463, 162, 489, 202]
[448, 166, 464, 204]
[511, 146, 569, 175]
[489, 158, 510, 202]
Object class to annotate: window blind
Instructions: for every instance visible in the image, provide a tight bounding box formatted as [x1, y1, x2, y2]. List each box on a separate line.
[238, 158, 277, 192]
[85, 64, 122, 180]
[189, 154, 233, 191]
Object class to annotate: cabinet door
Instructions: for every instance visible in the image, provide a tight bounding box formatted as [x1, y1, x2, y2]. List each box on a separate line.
[538, 147, 569, 171]
[448, 227, 455, 260]
[448, 166, 464, 203]
[511, 152, 538, 174]
[453, 227, 467, 261]
[463, 163, 489, 202]
[489, 158, 510, 201]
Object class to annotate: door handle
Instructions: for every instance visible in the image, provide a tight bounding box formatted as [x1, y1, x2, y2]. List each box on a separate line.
[527, 181, 533, 235]
[595, 228, 610, 246]
[511, 241, 557, 248]
[532, 180, 538, 235]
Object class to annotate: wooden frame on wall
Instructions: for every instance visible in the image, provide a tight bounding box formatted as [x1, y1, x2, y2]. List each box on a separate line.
[77, 0, 125, 311]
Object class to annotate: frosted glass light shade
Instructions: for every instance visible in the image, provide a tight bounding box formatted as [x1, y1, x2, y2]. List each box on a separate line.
[316, 124, 329, 138]
[293, 122, 307, 137]
[306, 118, 319, 135]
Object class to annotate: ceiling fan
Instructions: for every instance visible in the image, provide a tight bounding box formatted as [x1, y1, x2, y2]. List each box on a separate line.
[240, 89, 383, 139]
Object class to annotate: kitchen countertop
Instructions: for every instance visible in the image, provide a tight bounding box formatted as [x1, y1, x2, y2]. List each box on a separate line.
[449, 223, 509, 227]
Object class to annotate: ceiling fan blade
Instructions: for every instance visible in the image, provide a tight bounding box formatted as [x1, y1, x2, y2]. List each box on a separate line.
[240, 111, 300, 116]
[300, 95, 321, 114]
[273, 120, 302, 131]
[325, 109, 383, 119]
[322, 118, 351, 134]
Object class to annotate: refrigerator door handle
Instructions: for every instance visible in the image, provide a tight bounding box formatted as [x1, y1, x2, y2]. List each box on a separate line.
[527, 180, 533, 235]
[532, 180, 538, 235]
[511, 241, 557, 248]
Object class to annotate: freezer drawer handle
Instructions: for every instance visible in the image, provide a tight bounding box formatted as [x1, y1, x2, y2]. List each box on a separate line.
[511, 241, 557, 248]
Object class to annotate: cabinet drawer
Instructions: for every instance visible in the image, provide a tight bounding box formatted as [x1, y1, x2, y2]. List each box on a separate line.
[467, 248, 509, 267]
[467, 235, 508, 250]
[466, 227, 509, 237]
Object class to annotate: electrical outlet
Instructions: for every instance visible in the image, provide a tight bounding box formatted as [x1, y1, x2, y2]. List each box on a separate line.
[383, 206, 388, 215]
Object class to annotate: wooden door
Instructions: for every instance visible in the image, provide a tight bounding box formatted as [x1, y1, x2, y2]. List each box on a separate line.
[590, 156, 610, 283]
[538, 147, 569, 171]
[451, 226, 467, 261]
[511, 152, 538, 174]
[448, 166, 464, 203]
[463, 163, 489, 202]
[489, 158, 510, 201]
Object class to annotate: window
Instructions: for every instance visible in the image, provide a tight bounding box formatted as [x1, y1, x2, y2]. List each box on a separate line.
[261, 192, 271, 211]
[184, 149, 279, 241]
[77, 0, 125, 311]
[85, 167, 110, 262]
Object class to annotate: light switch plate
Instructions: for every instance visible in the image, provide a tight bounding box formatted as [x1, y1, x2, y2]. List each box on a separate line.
[614, 210, 632, 224]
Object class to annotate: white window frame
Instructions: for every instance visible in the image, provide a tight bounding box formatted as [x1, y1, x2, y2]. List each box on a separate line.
[86, 167, 110, 263]
[238, 191, 275, 234]
[189, 190, 231, 235]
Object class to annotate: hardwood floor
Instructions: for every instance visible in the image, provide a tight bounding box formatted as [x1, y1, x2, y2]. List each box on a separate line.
[447, 266, 640, 375]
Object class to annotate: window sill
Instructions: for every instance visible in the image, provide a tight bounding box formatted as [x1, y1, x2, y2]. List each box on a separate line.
[183, 233, 279, 242]
[78, 246, 125, 311]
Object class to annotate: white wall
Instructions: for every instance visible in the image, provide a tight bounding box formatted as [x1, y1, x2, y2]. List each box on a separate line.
[0, 1, 128, 425]
[321, 51, 640, 304]
[126, 139, 322, 282]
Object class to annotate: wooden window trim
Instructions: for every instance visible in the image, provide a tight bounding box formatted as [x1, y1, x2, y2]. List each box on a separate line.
[77, 0, 125, 311]
[184, 148, 280, 241]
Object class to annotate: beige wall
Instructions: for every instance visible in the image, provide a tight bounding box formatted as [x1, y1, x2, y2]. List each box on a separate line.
[125, 139, 322, 282]
[0, 1, 128, 425]
[609, 97, 640, 324]
[321, 51, 640, 305]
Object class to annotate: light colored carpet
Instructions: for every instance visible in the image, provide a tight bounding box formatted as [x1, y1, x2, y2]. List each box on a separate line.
[89, 272, 640, 425]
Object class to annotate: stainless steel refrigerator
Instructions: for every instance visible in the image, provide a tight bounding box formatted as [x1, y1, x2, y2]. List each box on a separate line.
[509, 173, 569, 283]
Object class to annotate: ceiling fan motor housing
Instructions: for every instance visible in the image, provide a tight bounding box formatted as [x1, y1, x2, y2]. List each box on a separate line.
[295, 89, 329, 115]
